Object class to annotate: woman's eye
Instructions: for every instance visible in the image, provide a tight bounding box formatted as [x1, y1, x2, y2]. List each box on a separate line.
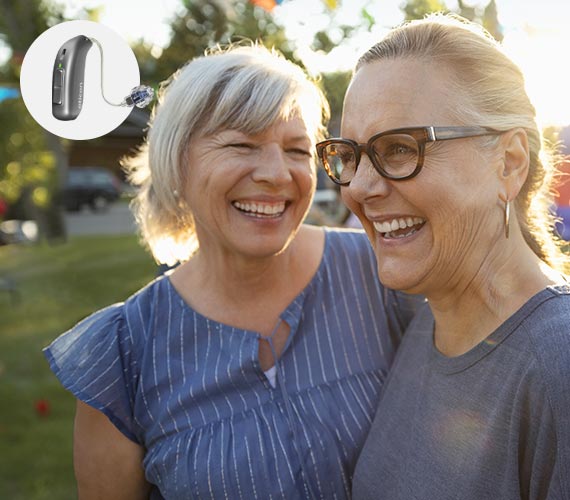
[228, 142, 255, 150]
[382, 143, 417, 159]
[390, 144, 413, 154]
[287, 148, 312, 157]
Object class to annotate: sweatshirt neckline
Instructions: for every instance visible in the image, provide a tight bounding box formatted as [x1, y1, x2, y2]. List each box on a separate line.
[428, 285, 569, 374]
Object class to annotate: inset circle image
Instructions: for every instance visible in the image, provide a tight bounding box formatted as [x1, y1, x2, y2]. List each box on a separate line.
[20, 20, 145, 140]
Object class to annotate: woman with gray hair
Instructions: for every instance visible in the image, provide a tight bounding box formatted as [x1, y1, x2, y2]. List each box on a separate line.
[44, 44, 417, 499]
[317, 13, 570, 499]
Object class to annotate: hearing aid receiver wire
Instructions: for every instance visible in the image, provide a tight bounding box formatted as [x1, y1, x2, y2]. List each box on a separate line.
[88, 37, 154, 108]
[88, 37, 128, 106]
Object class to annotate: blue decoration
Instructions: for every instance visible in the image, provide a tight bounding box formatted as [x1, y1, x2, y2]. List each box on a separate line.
[0, 87, 20, 103]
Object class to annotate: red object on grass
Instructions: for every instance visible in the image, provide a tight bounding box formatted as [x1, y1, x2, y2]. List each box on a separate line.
[34, 399, 51, 417]
[0, 197, 7, 218]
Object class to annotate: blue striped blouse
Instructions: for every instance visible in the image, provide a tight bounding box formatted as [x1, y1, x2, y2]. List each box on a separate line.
[44, 228, 417, 499]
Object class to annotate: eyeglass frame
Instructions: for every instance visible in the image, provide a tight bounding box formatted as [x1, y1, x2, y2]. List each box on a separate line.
[316, 126, 503, 185]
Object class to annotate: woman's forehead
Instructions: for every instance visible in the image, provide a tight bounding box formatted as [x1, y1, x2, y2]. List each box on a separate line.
[342, 59, 460, 137]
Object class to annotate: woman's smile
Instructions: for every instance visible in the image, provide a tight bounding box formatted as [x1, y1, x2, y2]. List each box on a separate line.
[372, 215, 426, 240]
[231, 199, 289, 219]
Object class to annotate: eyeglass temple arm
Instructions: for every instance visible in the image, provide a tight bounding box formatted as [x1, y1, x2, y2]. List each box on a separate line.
[428, 126, 498, 141]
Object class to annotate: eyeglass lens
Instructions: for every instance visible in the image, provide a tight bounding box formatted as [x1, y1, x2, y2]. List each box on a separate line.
[322, 133, 420, 182]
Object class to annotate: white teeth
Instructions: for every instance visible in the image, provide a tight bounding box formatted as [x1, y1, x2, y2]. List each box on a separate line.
[233, 201, 286, 216]
[372, 216, 426, 238]
[373, 221, 391, 233]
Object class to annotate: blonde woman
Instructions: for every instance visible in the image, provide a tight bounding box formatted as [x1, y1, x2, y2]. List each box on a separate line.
[317, 14, 570, 499]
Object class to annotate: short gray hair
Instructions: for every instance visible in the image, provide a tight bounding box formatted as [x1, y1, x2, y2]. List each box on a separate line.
[124, 43, 329, 265]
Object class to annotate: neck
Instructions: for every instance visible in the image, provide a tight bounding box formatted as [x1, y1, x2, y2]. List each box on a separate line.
[426, 230, 559, 357]
[194, 243, 298, 301]
[169, 225, 324, 331]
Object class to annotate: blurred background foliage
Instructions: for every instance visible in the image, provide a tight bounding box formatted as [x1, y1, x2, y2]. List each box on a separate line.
[0, 0, 67, 240]
[0, 0, 504, 240]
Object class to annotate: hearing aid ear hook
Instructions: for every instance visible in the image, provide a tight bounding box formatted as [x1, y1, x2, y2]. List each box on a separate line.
[88, 37, 155, 109]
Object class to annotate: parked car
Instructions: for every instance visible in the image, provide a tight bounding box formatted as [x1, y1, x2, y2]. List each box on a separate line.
[63, 167, 122, 212]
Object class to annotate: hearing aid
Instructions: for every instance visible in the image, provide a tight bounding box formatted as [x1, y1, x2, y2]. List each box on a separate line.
[52, 35, 93, 121]
[52, 35, 154, 121]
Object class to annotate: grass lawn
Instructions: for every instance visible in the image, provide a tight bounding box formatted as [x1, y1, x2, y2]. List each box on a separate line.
[0, 235, 156, 500]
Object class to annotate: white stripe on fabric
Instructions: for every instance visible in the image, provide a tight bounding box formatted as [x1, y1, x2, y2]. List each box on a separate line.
[227, 328, 248, 411]
[219, 420, 230, 500]
[165, 287, 180, 433]
[177, 310, 193, 428]
[174, 435, 182, 488]
[306, 389, 351, 498]
[334, 241, 366, 370]
[214, 328, 234, 414]
[270, 410, 297, 485]
[258, 406, 286, 497]
[353, 236, 387, 358]
[253, 411, 274, 500]
[229, 419, 245, 500]
[312, 311, 327, 382]
[244, 436, 259, 500]
[289, 400, 325, 498]
[192, 428, 204, 500]
[203, 321, 221, 421]
[189, 312, 207, 427]
[320, 301, 341, 379]
[323, 264, 354, 374]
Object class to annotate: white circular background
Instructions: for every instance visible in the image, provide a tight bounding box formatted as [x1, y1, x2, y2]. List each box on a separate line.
[20, 20, 141, 140]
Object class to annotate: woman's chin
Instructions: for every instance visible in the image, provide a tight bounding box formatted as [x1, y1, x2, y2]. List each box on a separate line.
[377, 266, 422, 293]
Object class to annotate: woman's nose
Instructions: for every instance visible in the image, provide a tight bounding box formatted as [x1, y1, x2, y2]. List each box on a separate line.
[251, 144, 294, 185]
[345, 154, 391, 202]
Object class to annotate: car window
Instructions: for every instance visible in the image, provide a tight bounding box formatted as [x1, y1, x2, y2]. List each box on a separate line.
[91, 172, 114, 187]
[67, 169, 116, 188]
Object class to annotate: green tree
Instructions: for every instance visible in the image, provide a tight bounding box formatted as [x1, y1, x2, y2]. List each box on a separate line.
[402, 0, 448, 20]
[0, 0, 68, 240]
[153, 0, 297, 83]
[401, 0, 503, 41]
[0, 0, 65, 81]
[320, 71, 351, 134]
[480, 0, 503, 41]
[0, 98, 60, 232]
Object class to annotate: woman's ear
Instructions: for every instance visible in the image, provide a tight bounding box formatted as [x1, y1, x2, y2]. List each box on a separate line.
[497, 128, 529, 203]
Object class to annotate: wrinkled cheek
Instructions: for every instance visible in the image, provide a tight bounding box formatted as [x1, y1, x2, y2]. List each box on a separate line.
[431, 206, 492, 274]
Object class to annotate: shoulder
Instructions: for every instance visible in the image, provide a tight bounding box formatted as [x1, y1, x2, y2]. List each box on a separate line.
[520, 286, 570, 348]
[320, 227, 380, 286]
[521, 286, 570, 372]
[516, 286, 570, 430]
[323, 226, 370, 246]
[321, 227, 425, 328]
[322, 227, 376, 263]
[50, 275, 171, 358]
[121, 275, 173, 335]
[301, 226, 381, 299]
[54, 303, 127, 352]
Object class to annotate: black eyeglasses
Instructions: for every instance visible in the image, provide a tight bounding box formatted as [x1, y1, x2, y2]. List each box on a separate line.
[316, 126, 502, 185]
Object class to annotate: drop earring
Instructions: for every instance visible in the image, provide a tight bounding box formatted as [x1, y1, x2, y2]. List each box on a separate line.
[504, 199, 510, 239]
